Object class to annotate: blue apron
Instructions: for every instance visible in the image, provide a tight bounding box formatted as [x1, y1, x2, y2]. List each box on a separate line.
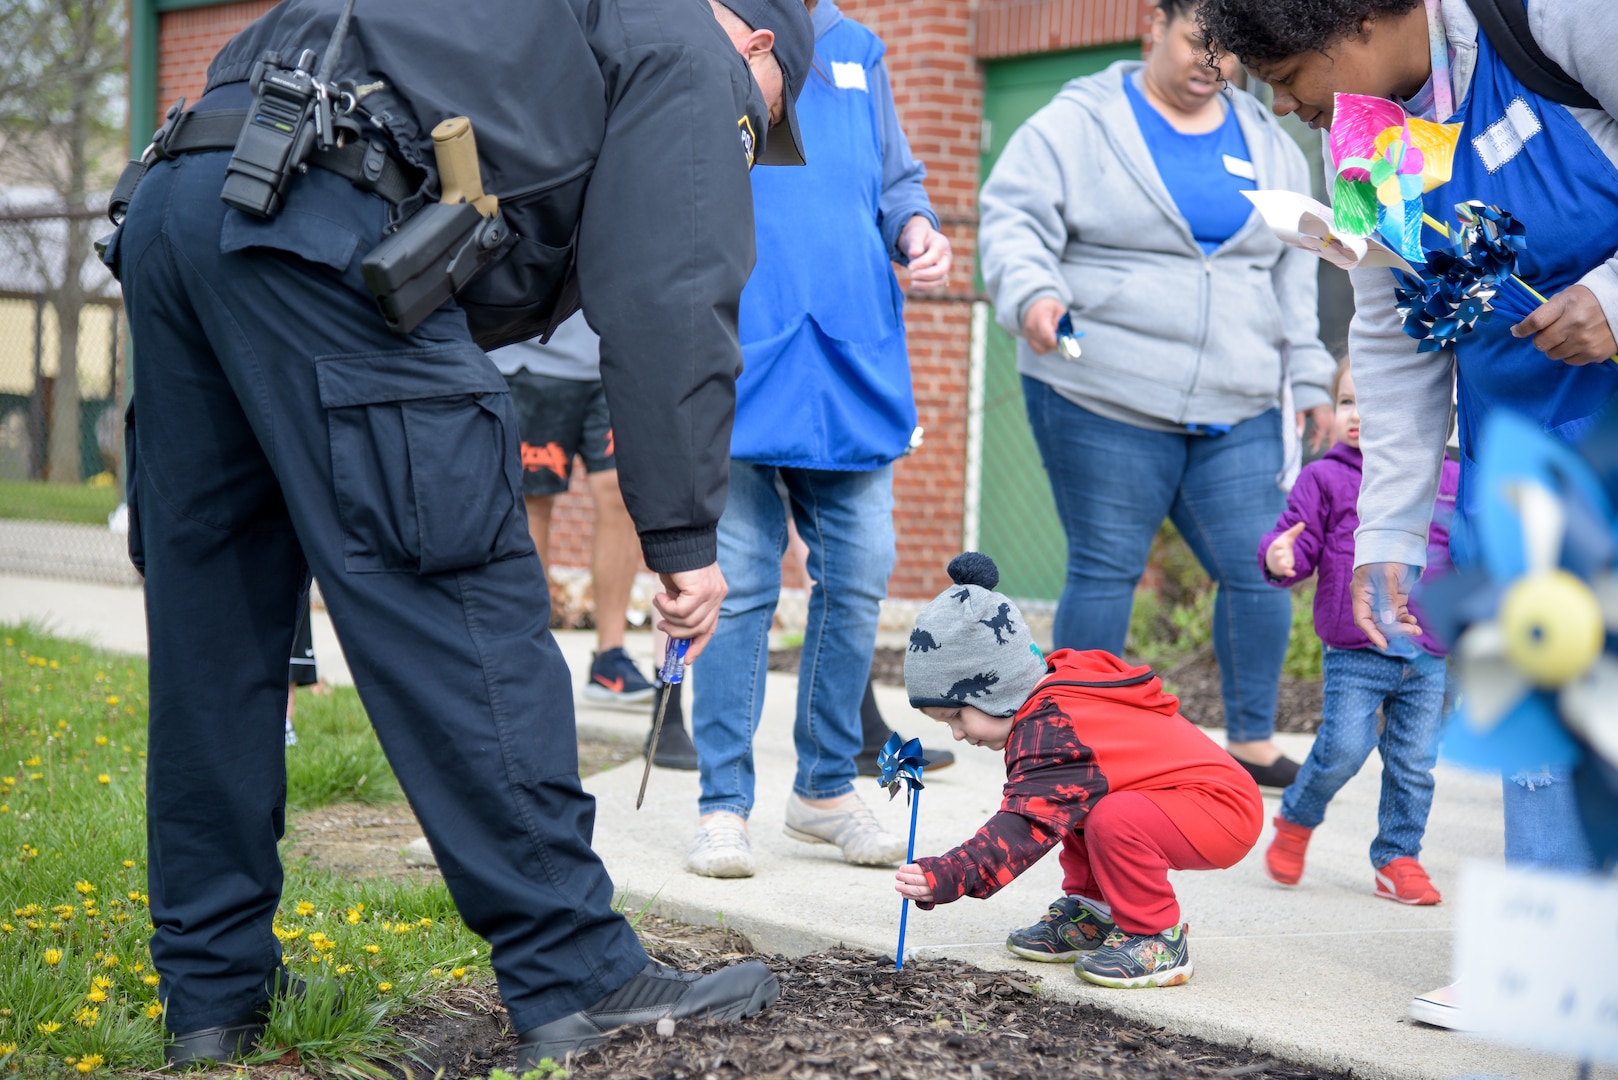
[733, 18, 916, 470]
[1420, 28, 1618, 563]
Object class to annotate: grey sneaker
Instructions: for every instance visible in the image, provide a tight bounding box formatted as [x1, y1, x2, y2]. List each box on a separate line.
[1005, 895, 1116, 962]
[782, 793, 906, 866]
[687, 815, 754, 878]
[516, 959, 778, 1065]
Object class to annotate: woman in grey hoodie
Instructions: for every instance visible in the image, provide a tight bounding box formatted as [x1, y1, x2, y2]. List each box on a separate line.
[978, 0, 1334, 798]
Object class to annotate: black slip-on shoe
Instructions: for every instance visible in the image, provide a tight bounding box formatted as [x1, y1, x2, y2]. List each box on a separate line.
[164, 973, 338, 1066]
[516, 959, 778, 1066]
[1234, 754, 1301, 789]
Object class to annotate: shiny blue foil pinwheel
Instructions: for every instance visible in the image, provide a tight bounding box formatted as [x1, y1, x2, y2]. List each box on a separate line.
[876, 734, 928, 970]
[1417, 410, 1618, 864]
[1394, 202, 1532, 352]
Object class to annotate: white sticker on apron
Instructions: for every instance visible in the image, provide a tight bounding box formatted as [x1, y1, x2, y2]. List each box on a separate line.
[1473, 96, 1541, 173]
[832, 62, 869, 92]
[1222, 155, 1257, 181]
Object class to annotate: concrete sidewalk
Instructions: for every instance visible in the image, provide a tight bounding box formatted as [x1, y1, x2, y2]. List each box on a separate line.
[0, 572, 1603, 1080]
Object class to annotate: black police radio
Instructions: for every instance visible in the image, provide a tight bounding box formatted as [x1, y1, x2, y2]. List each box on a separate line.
[219, 49, 324, 217]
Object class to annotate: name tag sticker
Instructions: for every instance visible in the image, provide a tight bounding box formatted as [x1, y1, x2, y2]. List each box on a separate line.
[1222, 154, 1257, 181]
[832, 62, 869, 92]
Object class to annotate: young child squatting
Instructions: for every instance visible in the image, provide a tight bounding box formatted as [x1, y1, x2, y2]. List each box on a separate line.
[894, 553, 1263, 988]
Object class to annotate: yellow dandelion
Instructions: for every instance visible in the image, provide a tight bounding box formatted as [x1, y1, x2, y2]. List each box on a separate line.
[377, 982, 393, 994]
[279, 927, 302, 941]
[85, 988, 107, 1004]
[54, 905, 74, 918]
[92, 975, 112, 989]
[37, 1021, 60, 1034]
[126, 891, 140, 902]
[44, 948, 62, 965]
[100, 955, 117, 969]
[95, 736, 108, 747]
[23, 757, 40, 768]
[0, 1041, 14, 1055]
[296, 901, 315, 917]
[395, 923, 414, 935]
[74, 881, 95, 895]
[75, 1052, 104, 1072]
[144, 1003, 162, 1019]
[141, 975, 159, 987]
[49, 660, 58, 669]
[14, 905, 39, 918]
[346, 908, 362, 925]
[48, 922, 63, 931]
[27, 773, 41, 781]
[451, 967, 466, 979]
[105, 697, 118, 706]
[121, 860, 134, 869]
[55, 719, 65, 728]
[307, 931, 328, 946]
[0, 923, 10, 933]
[96, 775, 110, 785]
[74, 1005, 98, 1026]
[416, 917, 433, 928]
[430, 968, 442, 977]
[335, 964, 353, 975]
[363, 944, 380, 954]
[130, 963, 143, 972]
[310, 953, 325, 964]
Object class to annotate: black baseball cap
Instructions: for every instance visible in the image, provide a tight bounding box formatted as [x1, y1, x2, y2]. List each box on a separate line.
[721, 0, 814, 165]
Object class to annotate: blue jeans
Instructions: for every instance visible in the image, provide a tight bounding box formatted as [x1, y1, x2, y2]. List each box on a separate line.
[1022, 379, 1291, 741]
[691, 462, 895, 818]
[1503, 768, 1598, 872]
[1280, 647, 1448, 866]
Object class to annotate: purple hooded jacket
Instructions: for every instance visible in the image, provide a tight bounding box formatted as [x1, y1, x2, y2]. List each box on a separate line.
[1257, 443, 1459, 657]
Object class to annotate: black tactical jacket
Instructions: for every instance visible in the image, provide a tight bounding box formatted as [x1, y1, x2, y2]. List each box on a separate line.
[207, 0, 769, 572]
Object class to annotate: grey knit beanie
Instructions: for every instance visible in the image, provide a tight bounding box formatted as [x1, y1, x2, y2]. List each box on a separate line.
[905, 553, 1049, 718]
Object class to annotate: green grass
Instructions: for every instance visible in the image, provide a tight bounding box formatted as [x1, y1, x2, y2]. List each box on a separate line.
[0, 481, 121, 526]
[0, 624, 494, 1077]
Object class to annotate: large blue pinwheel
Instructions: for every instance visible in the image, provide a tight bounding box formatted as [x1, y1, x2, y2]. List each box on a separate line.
[1419, 410, 1618, 863]
[877, 734, 928, 970]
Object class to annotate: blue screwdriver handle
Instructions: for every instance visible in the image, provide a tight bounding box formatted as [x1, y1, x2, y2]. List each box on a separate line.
[658, 637, 690, 686]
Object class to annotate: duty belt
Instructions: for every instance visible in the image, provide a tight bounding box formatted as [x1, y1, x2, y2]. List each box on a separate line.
[107, 107, 419, 225]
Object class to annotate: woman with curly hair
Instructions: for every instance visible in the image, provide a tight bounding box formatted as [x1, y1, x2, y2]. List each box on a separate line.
[977, 0, 1337, 812]
[1198, 0, 1618, 1028]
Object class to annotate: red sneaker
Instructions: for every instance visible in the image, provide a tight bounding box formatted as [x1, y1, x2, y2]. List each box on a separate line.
[1264, 816, 1312, 886]
[1375, 858, 1442, 905]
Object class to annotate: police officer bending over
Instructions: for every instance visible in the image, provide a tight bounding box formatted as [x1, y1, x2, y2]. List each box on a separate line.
[105, 0, 812, 1067]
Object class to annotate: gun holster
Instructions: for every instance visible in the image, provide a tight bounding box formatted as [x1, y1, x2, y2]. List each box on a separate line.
[360, 201, 513, 335]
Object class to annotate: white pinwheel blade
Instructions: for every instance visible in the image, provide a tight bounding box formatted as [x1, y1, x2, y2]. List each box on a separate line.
[1503, 481, 1565, 574]
[1562, 653, 1618, 769]
[1454, 621, 1531, 732]
[1592, 572, 1618, 632]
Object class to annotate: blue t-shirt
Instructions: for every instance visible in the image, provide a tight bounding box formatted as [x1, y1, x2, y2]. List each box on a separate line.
[1124, 75, 1255, 255]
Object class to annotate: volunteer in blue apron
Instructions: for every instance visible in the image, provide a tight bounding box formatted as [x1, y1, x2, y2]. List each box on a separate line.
[1198, 0, 1618, 1027]
[684, 0, 953, 879]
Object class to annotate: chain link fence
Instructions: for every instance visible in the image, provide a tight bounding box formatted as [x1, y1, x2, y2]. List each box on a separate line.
[0, 202, 137, 586]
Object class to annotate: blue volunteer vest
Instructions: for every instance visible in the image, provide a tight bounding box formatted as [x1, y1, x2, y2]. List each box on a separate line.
[732, 18, 916, 470]
[1420, 28, 1618, 561]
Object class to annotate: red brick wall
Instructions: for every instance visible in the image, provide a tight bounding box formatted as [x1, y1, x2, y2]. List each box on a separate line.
[150, 0, 987, 601]
[155, 1, 280, 130]
[975, 0, 1152, 59]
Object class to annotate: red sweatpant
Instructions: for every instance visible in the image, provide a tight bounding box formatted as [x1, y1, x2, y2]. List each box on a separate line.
[1058, 791, 1214, 935]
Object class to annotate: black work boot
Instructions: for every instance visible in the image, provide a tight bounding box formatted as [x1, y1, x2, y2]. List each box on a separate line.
[852, 677, 955, 777]
[517, 959, 778, 1066]
[644, 683, 699, 770]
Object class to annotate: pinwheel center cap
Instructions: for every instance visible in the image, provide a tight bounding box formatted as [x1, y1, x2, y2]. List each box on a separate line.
[1498, 569, 1604, 688]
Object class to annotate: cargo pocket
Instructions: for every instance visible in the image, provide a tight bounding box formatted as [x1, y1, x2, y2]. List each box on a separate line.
[123, 399, 144, 577]
[315, 345, 531, 574]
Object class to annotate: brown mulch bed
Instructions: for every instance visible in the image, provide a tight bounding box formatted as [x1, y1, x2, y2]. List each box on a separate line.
[384, 915, 1346, 1079]
[770, 647, 1324, 734]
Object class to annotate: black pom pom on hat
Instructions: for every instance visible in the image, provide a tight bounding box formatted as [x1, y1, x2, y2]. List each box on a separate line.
[946, 551, 999, 590]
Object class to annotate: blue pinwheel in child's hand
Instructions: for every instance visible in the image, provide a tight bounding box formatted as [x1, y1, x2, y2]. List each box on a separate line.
[877, 733, 928, 803]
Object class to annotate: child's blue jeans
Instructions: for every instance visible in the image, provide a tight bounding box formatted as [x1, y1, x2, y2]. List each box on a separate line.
[1280, 646, 1448, 867]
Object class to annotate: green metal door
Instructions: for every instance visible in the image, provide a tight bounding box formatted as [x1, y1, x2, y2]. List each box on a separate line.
[974, 45, 1138, 601]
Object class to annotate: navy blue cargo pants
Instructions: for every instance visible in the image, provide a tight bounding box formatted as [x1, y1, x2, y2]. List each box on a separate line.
[115, 149, 648, 1036]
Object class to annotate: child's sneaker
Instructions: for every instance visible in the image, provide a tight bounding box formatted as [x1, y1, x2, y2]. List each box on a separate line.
[584, 647, 656, 707]
[1005, 896, 1116, 962]
[1264, 816, 1312, 886]
[1374, 857, 1442, 905]
[1075, 924, 1192, 989]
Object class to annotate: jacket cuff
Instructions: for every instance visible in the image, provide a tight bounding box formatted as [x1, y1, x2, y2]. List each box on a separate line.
[637, 526, 718, 575]
[914, 856, 963, 908]
[1576, 259, 1618, 345]
[1015, 289, 1065, 333]
[1352, 528, 1430, 571]
[1290, 382, 1331, 412]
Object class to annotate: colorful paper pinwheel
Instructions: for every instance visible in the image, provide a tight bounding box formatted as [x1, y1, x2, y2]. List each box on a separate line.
[1329, 93, 1461, 263]
[1417, 410, 1618, 864]
[876, 733, 928, 970]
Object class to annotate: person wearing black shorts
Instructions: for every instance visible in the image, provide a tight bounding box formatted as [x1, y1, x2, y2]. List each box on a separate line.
[492, 314, 696, 766]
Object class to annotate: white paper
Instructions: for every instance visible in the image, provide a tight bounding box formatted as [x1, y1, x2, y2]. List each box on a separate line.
[1241, 189, 1417, 275]
[1455, 860, 1618, 1065]
[831, 62, 868, 92]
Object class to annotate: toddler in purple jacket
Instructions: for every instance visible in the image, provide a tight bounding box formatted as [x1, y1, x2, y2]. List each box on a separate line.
[1255, 361, 1459, 906]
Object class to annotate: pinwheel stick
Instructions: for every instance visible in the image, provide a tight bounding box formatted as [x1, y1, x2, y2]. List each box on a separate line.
[876, 733, 929, 972]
